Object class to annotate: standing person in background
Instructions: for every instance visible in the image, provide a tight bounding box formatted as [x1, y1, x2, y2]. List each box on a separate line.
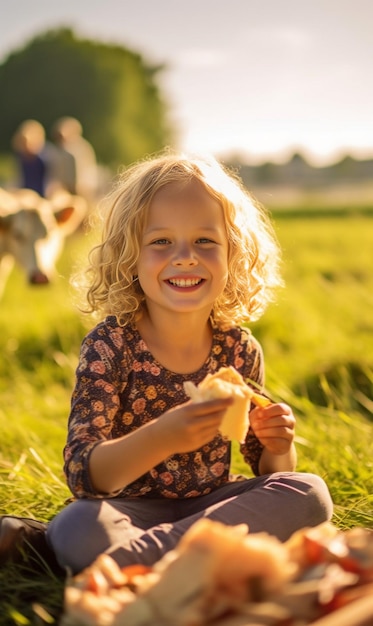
[11, 119, 75, 198]
[51, 117, 99, 206]
[11, 120, 49, 196]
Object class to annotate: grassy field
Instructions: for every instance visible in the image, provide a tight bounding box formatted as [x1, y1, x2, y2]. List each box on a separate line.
[0, 207, 372, 624]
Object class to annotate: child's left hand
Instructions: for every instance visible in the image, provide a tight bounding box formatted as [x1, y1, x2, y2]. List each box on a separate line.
[249, 403, 295, 455]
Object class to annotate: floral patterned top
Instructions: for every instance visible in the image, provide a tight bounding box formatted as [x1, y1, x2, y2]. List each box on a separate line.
[64, 316, 265, 499]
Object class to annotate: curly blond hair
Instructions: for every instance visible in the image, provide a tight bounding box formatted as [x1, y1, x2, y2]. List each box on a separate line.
[78, 150, 283, 326]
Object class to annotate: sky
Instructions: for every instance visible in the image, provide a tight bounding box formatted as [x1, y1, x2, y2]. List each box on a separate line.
[1, 0, 373, 165]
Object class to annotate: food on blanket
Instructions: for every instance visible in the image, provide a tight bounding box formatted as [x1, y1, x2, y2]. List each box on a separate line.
[62, 520, 295, 626]
[169, 519, 296, 601]
[184, 366, 271, 442]
[287, 522, 373, 580]
[285, 521, 340, 567]
[61, 519, 373, 626]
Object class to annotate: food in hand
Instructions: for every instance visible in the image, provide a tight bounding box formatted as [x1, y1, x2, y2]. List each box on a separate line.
[184, 366, 270, 442]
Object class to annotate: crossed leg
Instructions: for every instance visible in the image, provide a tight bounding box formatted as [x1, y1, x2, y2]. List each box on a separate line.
[47, 472, 333, 574]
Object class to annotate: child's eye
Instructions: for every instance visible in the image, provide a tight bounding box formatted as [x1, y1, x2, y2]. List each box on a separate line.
[151, 238, 170, 245]
[196, 237, 215, 244]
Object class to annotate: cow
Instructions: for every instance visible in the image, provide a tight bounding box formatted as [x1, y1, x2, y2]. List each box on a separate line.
[0, 187, 88, 298]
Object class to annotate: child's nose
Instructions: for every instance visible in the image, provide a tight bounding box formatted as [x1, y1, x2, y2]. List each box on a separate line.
[172, 243, 198, 266]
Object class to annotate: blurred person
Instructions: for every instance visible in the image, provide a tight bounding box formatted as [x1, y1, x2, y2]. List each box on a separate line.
[11, 119, 75, 198]
[52, 117, 99, 204]
[11, 119, 48, 196]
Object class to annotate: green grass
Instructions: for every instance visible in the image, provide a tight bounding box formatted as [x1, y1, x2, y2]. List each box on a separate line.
[252, 212, 373, 400]
[0, 211, 372, 624]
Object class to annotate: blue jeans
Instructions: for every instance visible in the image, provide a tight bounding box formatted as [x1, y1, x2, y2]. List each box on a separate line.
[47, 471, 333, 574]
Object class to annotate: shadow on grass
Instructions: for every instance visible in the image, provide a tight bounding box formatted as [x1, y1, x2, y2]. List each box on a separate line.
[293, 361, 373, 420]
[0, 560, 65, 625]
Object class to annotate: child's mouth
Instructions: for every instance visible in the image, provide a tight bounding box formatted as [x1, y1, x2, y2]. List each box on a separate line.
[167, 278, 204, 288]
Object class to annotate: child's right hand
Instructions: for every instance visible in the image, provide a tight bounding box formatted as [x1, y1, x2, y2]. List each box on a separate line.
[156, 397, 234, 454]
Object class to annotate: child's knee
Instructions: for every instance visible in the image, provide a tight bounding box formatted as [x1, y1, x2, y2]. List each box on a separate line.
[47, 500, 105, 573]
[304, 473, 334, 523]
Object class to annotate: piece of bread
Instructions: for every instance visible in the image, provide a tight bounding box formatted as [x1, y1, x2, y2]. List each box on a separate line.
[184, 366, 270, 442]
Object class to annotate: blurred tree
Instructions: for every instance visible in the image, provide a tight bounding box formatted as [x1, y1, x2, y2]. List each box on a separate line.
[0, 28, 174, 168]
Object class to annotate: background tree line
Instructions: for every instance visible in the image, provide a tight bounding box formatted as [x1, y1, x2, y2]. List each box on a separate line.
[233, 152, 373, 190]
[0, 27, 174, 178]
[0, 27, 371, 193]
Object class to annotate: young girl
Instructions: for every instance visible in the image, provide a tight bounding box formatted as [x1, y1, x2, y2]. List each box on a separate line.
[47, 151, 333, 574]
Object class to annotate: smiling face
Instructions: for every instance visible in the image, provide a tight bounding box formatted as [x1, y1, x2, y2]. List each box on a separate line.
[136, 179, 229, 319]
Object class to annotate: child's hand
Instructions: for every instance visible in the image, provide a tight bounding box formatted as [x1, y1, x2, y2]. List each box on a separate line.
[249, 403, 295, 455]
[157, 397, 233, 454]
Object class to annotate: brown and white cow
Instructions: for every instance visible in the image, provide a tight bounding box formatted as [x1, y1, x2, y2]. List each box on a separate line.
[0, 187, 87, 298]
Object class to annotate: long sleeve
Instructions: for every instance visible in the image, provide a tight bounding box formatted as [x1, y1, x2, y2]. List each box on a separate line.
[64, 326, 125, 498]
[238, 330, 266, 476]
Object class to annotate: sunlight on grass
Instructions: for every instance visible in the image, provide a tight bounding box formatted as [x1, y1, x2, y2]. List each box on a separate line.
[253, 214, 373, 390]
